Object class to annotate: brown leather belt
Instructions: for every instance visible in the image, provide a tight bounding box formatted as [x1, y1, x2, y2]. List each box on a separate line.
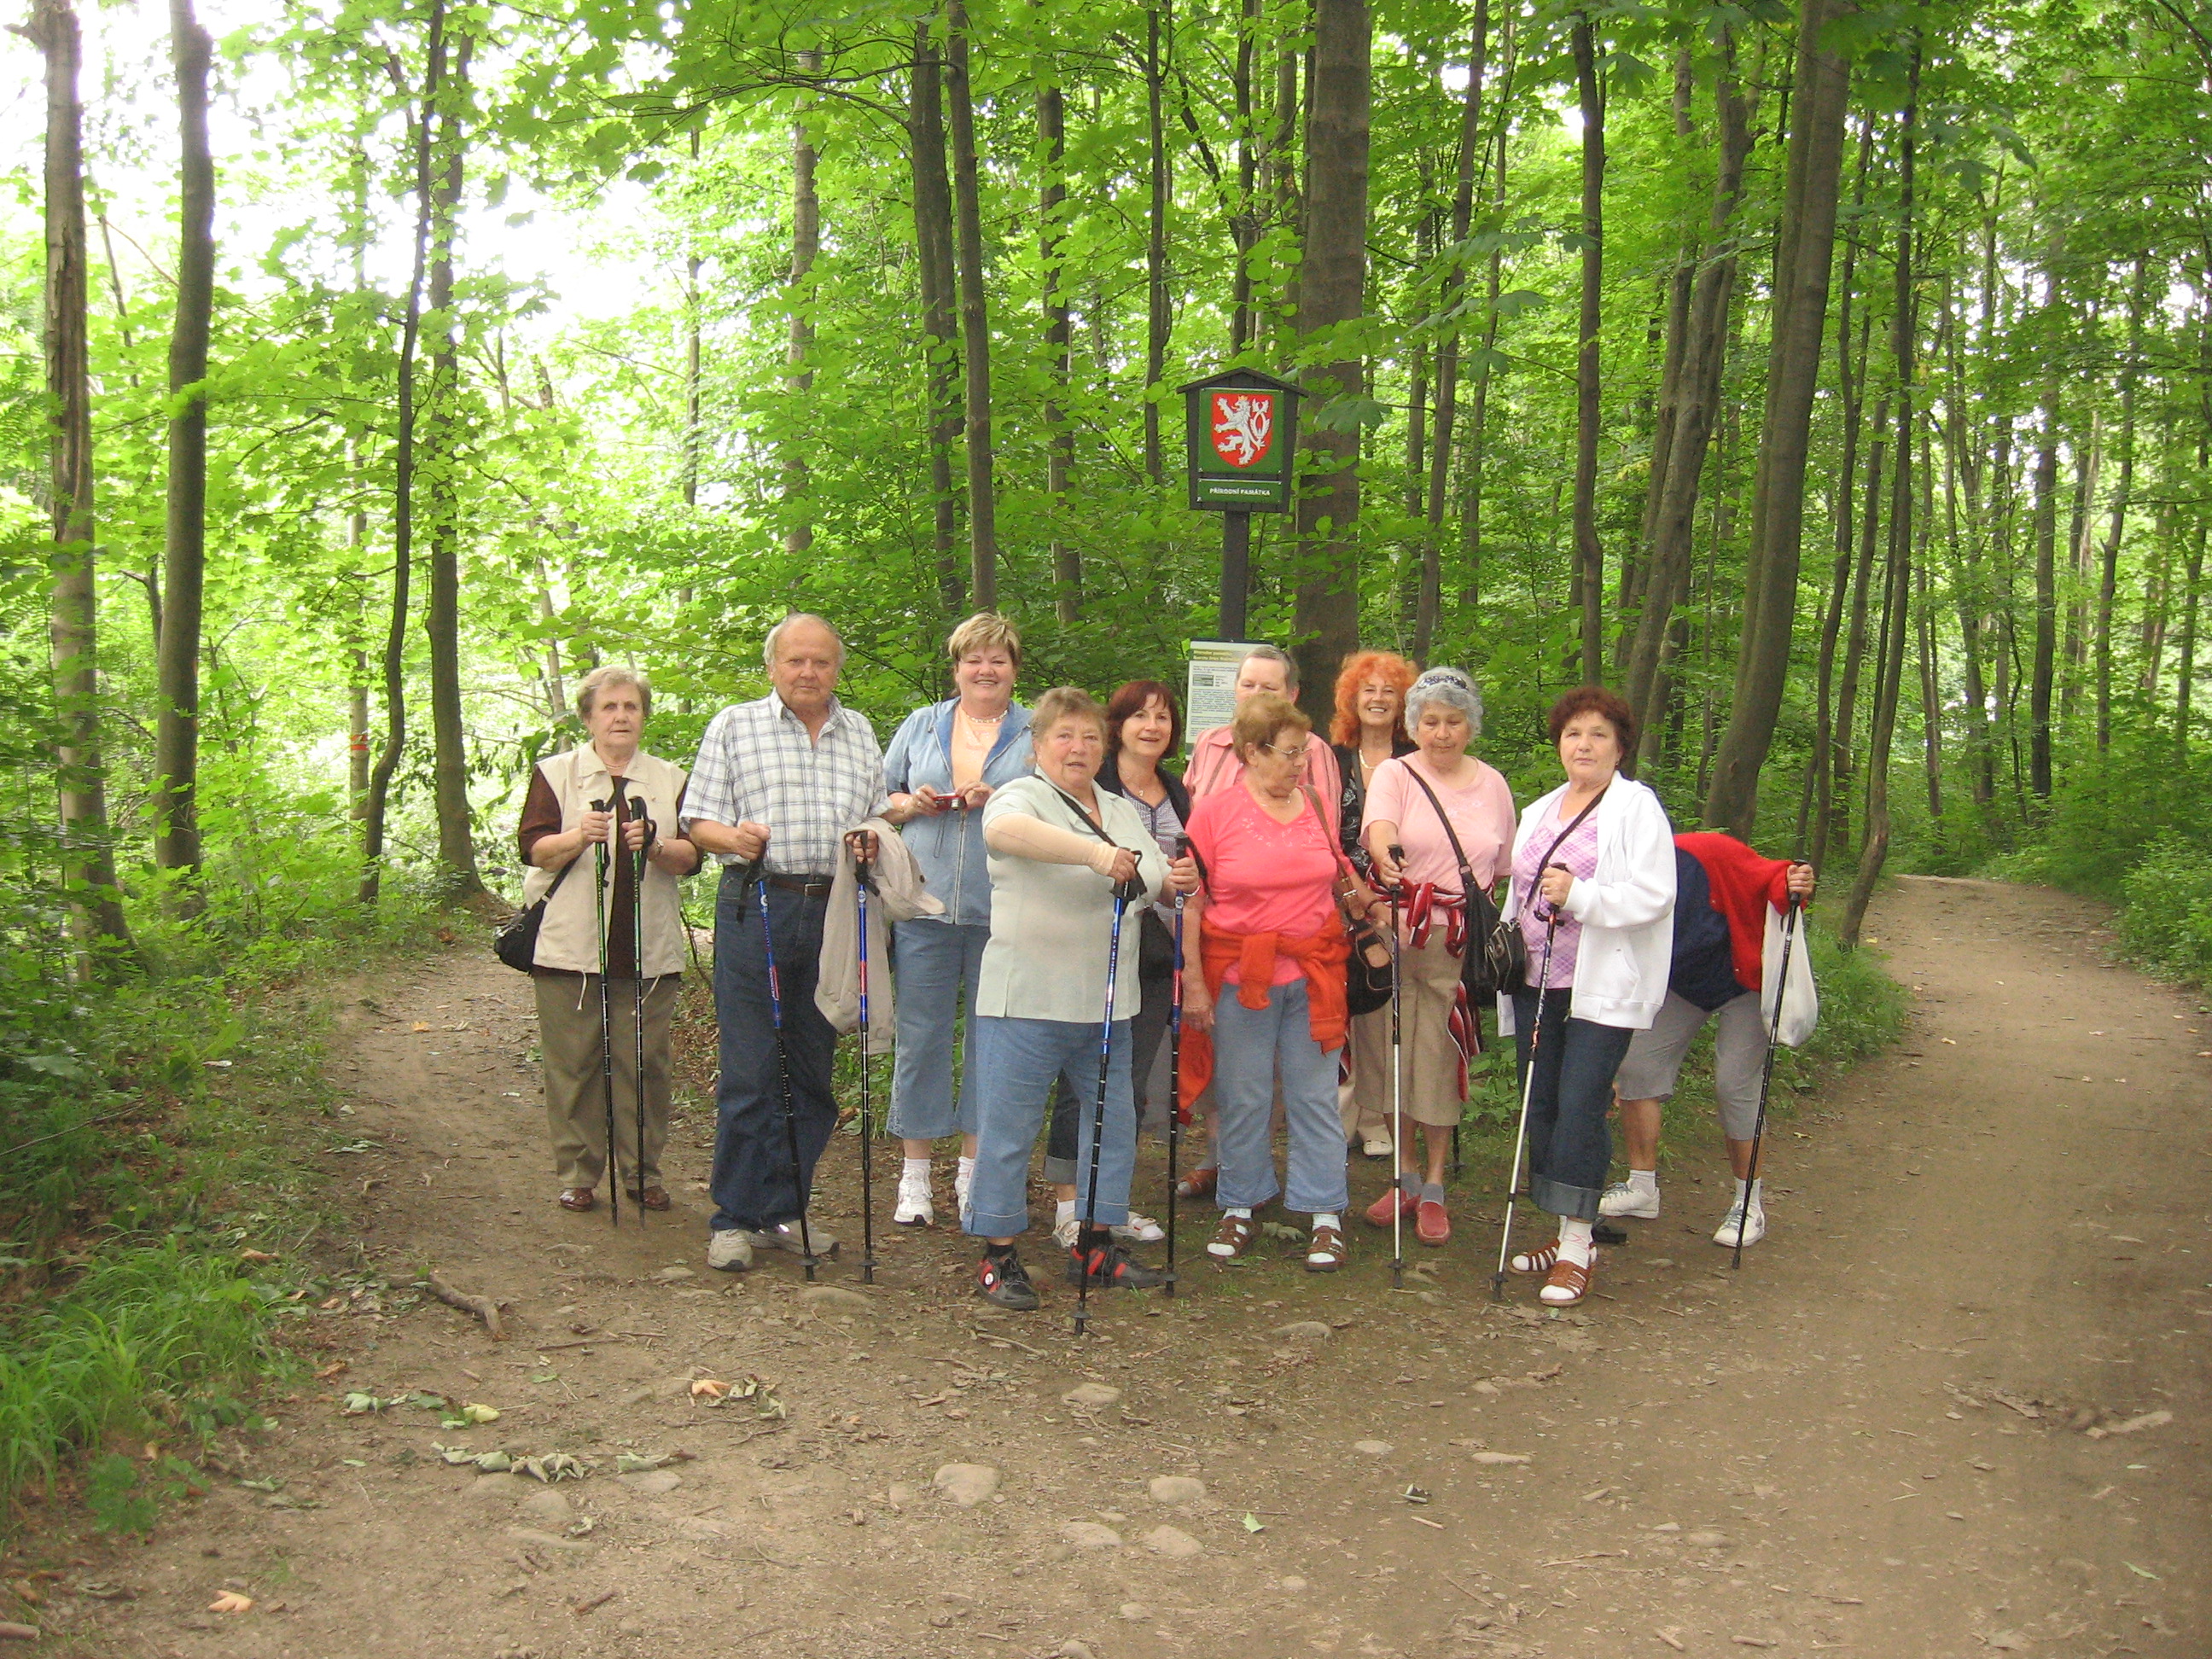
[765, 872, 834, 898]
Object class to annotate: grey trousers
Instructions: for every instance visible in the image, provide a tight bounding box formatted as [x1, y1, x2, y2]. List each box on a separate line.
[1614, 990, 1768, 1140]
[535, 972, 680, 1191]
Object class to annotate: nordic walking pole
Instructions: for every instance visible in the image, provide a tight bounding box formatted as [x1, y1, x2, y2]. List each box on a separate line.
[1163, 835, 1190, 1298]
[1492, 895, 1563, 1301]
[1075, 880, 1134, 1337]
[1387, 845, 1407, 1290]
[1733, 887, 1803, 1271]
[620, 782, 649, 1227]
[591, 799, 620, 1228]
[752, 864, 818, 1280]
[854, 843, 878, 1285]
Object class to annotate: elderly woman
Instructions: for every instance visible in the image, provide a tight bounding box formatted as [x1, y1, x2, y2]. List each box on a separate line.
[1499, 686, 1675, 1307]
[516, 666, 700, 1213]
[1182, 694, 1384, 1272]
[1330, 650, 1417, 1159]
[881, 613, 1034, 1229]
[1361, 668, 1516, 1244]
[965, 688, 1193, 1309]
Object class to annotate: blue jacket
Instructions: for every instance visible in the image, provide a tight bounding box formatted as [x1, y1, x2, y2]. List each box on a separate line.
[882, 699, 1035, 926]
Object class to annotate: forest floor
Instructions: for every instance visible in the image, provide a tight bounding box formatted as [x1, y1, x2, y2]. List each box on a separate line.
[13, 876, 2210, 1659]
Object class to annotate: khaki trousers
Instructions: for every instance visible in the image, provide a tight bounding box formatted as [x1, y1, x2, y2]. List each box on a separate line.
[534, 972, 680, 1191]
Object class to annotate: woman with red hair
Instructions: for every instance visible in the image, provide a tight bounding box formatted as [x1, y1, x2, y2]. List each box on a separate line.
[1329, 651, 1417, 1158]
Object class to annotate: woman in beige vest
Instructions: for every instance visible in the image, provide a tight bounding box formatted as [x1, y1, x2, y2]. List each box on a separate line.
[517, 667, 699, 1212]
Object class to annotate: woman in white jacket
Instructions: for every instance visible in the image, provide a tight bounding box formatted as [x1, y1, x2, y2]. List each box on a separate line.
[1496, 686, 1674, 1307]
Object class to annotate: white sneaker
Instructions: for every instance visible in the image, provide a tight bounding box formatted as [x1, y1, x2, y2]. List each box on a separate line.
[748, 1220, 839, 1258]
[707, 1229, 754, 1272]
[894, 1169, 934, 1227]
[1360, 1130, 1394, 1158]
[954, 1165, 974, 1217]
[1600, 1180, 1662, 1220]
[1053, 1216, 1080, 1249]
[1113, 1210, 1166, 1244]
[1712, 1202, 1766, 1249]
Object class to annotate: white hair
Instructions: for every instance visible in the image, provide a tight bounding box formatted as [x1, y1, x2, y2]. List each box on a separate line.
[763, 612, 846, 668]
[1406, 667, 1484, 736]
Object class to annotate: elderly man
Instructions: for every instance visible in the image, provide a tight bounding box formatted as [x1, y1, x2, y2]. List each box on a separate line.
[684, 614, 888, 1272]
[1182, 645, 1342, 834]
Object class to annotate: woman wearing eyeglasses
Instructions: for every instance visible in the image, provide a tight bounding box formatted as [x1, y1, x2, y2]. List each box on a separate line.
[1180, 695, 1385, 1272]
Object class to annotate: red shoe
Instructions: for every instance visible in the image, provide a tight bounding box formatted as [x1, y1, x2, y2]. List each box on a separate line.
[1364, 1185, 1417, 1228]
[1415, 1197, 1450, 1245]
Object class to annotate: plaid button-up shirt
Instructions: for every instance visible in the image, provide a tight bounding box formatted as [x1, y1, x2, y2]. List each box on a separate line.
[681, 691, 889, 877]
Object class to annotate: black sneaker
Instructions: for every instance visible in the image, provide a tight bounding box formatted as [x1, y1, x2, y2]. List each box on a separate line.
[1066, 1238, 1169, 1290]
[975, 1250, 1039, 1311]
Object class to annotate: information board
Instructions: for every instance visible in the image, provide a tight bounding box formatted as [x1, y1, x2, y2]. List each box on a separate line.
[1185, 640, 1266, 741]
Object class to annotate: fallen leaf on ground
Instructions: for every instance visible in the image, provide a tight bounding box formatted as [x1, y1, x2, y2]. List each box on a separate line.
[690, 1378, 730, 1400]
[1242, 1512, 1266, 1533]
[208, 1592, 253, 1614]
[410, 1022, 433, 1033]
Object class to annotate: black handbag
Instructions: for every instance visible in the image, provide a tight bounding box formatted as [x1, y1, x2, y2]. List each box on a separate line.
[1402, 768, 1604, 1000]
[1299, 785, 1393, 1018]
[493, 851, 579, 973]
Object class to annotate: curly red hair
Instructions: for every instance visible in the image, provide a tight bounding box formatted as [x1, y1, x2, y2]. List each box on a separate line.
[1330, 651, 1418, 747]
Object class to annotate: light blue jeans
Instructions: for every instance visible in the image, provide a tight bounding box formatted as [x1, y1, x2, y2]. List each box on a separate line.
[964, 1014, 1136, 1238]
[888, 918, 988, 1142]
[1213, 978, 1348, 1216]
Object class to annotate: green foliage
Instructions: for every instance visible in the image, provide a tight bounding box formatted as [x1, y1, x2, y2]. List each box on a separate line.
[2115, 835, 2212, 989]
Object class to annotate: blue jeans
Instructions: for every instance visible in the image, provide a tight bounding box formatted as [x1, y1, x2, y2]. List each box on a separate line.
[964, 1015, 1136, 1239]
[1511, 987, 1633, 1223]
[1212, 978, 1348, 1216]
[708, 869, 838, 1234]
[887, 918, 987, 1142]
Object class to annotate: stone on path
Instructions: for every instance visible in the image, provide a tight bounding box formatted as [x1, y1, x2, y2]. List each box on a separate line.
[1143, 1525, 1203, 1558]
[1272, 1320, 1332, 1341]
[518, 1487, 571, 1523]
[1470, 1452, 1531, 1466]
[1062, 1382, 1122, 1409]
[655, 1265, 695, 1281]
[1353, 1439, 1394, 1457]
[1061, 1521, 1122, 1550]
[1685, 1529, 1730, 1548]
[620, 1469, 684, 1495]
[933, 1463, 1002, 1507]
[1148, 1476, 1207, 1507]
[504, 1528, 590, 1556]
[799, 1285, 875, 1313]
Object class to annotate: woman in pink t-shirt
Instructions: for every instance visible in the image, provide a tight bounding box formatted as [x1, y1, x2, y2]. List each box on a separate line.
[1184, 696, 1385, 1272]
[1361, 667, 1516, 1246]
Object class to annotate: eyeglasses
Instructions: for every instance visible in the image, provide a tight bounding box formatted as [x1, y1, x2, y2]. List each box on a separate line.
[1259, 742, 1311, 763]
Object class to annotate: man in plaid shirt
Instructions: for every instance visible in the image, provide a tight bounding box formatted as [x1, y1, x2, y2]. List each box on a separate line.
[683, 614, 888, 1273]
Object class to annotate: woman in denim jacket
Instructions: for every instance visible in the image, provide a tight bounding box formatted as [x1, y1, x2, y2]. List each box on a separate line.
[881, 613, 1035, 1227]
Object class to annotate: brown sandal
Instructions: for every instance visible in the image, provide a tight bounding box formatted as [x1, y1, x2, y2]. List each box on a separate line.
[558, 1187, 596, 1212]
[630, 1185, 672, 1212]
[1510, 1242, 1557, 1274]
[1539, 1252, 1594, 1307]
[1304, 1225, 1348, 1272]
[1175, 1165, 1219, 1201]
[1206, 1210, 1257, 1260]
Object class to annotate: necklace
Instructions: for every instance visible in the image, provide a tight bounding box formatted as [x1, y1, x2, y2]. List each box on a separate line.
[960, 706, 1005, 737]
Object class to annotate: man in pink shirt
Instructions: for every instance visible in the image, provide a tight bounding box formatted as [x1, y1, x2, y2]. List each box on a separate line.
[1183, 647, 1342, 839]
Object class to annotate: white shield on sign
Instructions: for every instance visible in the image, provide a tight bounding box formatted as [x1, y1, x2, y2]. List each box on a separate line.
[1210, 392, 1275, 469]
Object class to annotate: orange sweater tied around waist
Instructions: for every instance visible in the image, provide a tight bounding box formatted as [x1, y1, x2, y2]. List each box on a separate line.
[1177, 921, 1350, 1110]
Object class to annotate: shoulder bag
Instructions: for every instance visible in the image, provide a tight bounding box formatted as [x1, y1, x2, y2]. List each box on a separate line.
[493, 853, 579, 974]
[1297, 785, 1393, 1017]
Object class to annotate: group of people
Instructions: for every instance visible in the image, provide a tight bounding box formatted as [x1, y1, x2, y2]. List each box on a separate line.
[515, 613, 1816, 1313]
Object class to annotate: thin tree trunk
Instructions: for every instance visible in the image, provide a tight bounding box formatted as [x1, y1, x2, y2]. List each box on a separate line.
[1703, 0, 1853, 835]
[683, 130, 702, 515]
[911, 15, 963, 613]
[1038, 71, 1078, 620]
[1143, 1, 1171, 481]
[2096, 254, 2146, 752]
[25, 0, 133, 966]
[783, 55, 820, 555]
[1831, 395, 1888, 866]
[1624, 30, 1751, 742]
[1458, 7, 1513, 611]
[2061, 410, 2099, 719]
[2179, 521, 2204, 760]
[1230, 0, 1259, 352]
[360, 0, 445, 906]
[422, 27, 480, 899]
[153, 0, 212, 888]
[1568, 10, 1605, 682]
[1917, 421, 1942, 827]
[945, 0, 998, 609]
[1289, 0, 1369, 722]
[2029, 370, 2060, 800]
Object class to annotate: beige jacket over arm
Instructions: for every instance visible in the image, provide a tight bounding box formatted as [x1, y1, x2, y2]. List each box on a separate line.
[814, 816, 944, 1051]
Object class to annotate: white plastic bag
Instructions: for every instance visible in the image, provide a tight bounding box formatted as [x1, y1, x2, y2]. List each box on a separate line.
[1759, 905, 1819, 1048]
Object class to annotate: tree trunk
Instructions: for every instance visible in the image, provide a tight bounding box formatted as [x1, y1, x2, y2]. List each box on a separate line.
[1623, 30, 1751, 742]
[1702, 0, 1853, 835]
[1143, 1, 1171, 481]
[422, 26, 481, 900]
[2061, 410, 2099, 720]
[945, 0, 998, 610]
[1568, 10, 1605, 683]
[2029, 294, 2060, 800]
[683, 130, 702, 515]
[1037, 73, 1078, 621]
[910, 15, 963, 614]
[1229, 0, 1259, 352]
[2178, 521, 2204, 760]
[360, 0, 445, 906]
[2095, 254, 2146, 752]
[1917, 422, 1942, 827]
[1289, 0, 1369, 725]
[783, 56, 820, 555]
[26, 0, 133, 967]
[1830, 394, 1887, 866]
[152, 0, 212, 890]
[1458, 8, 1513, 613]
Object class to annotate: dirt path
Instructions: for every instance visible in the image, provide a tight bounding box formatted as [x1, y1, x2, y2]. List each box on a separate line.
[28, 877, 2209, 1659]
